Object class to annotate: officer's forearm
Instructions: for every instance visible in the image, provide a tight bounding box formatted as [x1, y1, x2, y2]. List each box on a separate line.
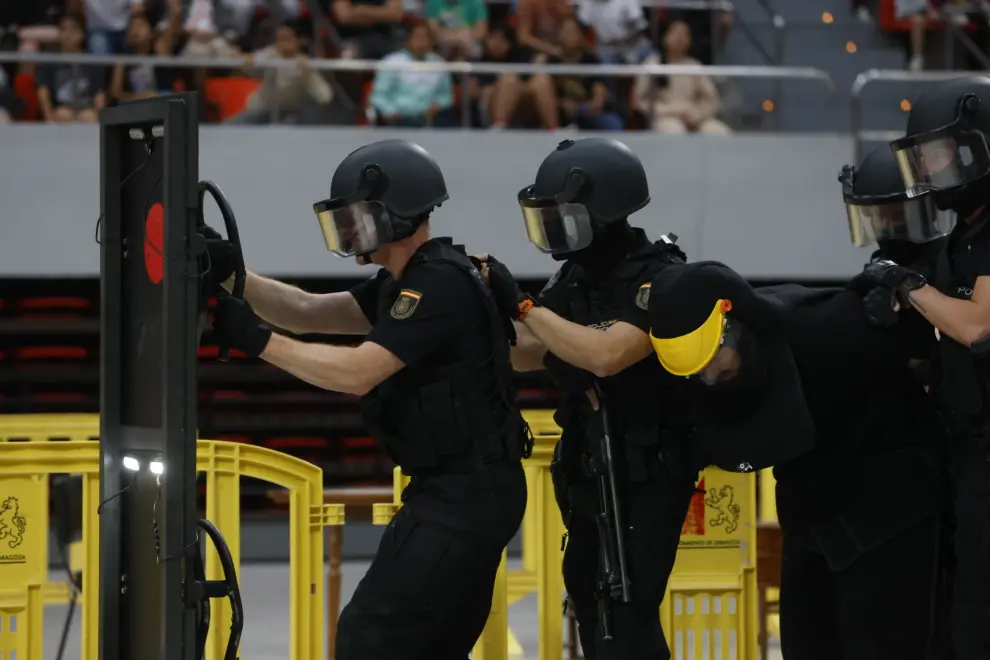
[260, 334, 401, 396]
[908, 284, 990, 347]
[510, 321, 547, 371]
[522, 307, 612, 376]
[232, 272, 330, 335]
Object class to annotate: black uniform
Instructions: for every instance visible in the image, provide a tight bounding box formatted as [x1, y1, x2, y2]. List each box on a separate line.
[482, 138, 700, 660]
[541, 230, 698, 660]
[336, 237, 528, 659]
[856, 76, 990, 659]
[213, 139, 530, 660]
[647, 261, 947, 660]
[769, 285, 945, 660]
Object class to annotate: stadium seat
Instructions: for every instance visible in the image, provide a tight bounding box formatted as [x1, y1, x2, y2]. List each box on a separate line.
[13, 73, 39, 121]
[17, 296, 91, 317]
[204, 77, 262, 121]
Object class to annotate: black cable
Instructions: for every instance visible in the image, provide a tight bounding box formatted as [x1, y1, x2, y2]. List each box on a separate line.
[97, 485, 131, 515]
[152, 476, 200, 564]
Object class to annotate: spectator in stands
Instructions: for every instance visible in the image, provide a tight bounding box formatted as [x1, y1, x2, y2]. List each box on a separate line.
[663, 7, 733, 66]
[549, 17, 623, 130]
[182, 0, 242, 59]
[471, 23, 558, 129]
[333, 0, 404, 59]
[215, 0, 303, 51]
[516, 0, 573, 60]
[109, 10, 177, 102]
[426, 0, 488, 60]
[369, 21, 456, 126]
[227, 20, 334, 123]
[82, 0, 145, 55]
[634, 20, 729, 135]
[897, 0, 939, 71]
[0, 67, 19, 123]
[0, 1, 61, 72]
[577, 0, 654, 67]
[36, 13, 107, 123]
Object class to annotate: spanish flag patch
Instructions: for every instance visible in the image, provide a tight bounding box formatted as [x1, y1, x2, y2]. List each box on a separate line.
[390, 289, 422, 320]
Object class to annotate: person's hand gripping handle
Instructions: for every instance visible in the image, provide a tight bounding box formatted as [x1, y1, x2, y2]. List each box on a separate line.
[197, 180, 246, 362]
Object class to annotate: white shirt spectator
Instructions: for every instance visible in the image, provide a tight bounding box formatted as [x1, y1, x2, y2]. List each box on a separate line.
[84, 0, 143, 32]
[576, 0, 647, 44]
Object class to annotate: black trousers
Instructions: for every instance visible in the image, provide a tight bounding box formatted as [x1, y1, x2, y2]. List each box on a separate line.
[950, 434, 990, 660]
[562, 473, 696, 660]
[335, 467, 526, 660]
[779, 516, 941, 660]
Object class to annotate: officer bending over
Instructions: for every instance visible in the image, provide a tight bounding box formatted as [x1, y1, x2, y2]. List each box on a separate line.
[856, 76, 990, 660]
[480, 138, 697, 660]
[206, 139, 529, 660]
[646, 147, 950, 659]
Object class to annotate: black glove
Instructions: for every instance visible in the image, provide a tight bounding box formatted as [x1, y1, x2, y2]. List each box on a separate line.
[861, 259, 927, 298]
[471, 255, 518, 345]
[212, 294, 273, 358]
[198, 225, 237, 285]
[484, 255, 537, 321]
[862, 286, 900, 328]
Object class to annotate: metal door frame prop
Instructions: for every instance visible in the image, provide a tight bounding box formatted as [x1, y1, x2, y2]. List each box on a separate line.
[99, 93, 242, 660]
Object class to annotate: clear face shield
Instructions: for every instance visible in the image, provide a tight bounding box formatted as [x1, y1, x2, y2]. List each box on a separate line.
[890, 95, 990, 198]
[517, 168, 595, 254]
[312, 165, 395, 258]
[839, 164, 956, 247]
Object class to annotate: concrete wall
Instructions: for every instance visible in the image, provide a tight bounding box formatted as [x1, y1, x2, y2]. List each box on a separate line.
[1, 125, 876, 280]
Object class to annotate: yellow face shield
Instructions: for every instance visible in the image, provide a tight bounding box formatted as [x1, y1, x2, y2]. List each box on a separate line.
[650, 299, 732, 376]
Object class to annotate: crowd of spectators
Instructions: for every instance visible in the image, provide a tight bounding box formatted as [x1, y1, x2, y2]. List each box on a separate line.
[0, 0, 733, 131]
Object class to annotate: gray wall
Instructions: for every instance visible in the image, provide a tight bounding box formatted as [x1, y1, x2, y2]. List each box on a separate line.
[1, 125, 873, 279]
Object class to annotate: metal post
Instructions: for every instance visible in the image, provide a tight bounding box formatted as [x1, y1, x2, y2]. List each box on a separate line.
[99, 93, 201, 660]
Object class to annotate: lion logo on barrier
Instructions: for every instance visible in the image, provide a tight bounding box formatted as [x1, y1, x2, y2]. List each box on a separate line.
[705, 485, 740, 534]
[0, 497, 26, 549]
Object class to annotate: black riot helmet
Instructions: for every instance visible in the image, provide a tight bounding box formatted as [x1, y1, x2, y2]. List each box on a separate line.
[312, 139, 449, 258]
[839, 144, 954, 263]
[891, 76, 990, 215]
[517, 138, 650, 255]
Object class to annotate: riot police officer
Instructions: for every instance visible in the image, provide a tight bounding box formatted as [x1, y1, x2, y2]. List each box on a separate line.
[479, 137, 698, 660]
[855, 76, 990, 660]
[207, 139, 529, 659]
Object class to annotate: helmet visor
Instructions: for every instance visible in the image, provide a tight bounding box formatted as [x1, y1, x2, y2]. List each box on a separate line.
[845, 196, 956, 247]
[517, 187, 594, 254]
[313, 199, 391, 257]
[891, 127, 990, 198]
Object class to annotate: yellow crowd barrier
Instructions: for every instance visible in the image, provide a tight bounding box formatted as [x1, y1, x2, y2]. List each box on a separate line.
[378, 411, 759, 660]
[0, 414, 343, 660]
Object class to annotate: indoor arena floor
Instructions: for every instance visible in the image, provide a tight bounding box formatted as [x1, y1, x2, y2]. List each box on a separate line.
[42, 561, 784, 660]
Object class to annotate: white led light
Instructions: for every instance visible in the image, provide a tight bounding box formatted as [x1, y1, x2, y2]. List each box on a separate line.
[150, 461, 164, 475]
[123, 456, 140, 471]
[151, 125, 164, 138]
[128, 128, 145, 140]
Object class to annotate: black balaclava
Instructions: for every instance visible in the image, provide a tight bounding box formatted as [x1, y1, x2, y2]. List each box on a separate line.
[876, 234, 948, 279]
[933, 173, 990, 218]
[554, 218, 638, 277]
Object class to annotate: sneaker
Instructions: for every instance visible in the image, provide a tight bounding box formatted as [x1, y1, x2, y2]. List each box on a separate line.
[857, 6, 872, 22]
[909, 55, 924, 72]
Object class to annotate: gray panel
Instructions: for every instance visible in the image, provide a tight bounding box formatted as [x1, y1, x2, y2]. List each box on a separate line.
[0, 125, 876, 279]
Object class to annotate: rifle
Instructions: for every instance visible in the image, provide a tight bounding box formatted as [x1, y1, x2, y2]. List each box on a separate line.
[591, 381, 632, 641]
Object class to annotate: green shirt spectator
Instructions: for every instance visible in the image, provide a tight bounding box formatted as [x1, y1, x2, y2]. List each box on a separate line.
[425, 0, 488, 59]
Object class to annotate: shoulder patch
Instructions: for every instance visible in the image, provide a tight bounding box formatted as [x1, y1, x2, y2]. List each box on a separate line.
[390, 289, 422, 320]
[635, 282, 651, 311]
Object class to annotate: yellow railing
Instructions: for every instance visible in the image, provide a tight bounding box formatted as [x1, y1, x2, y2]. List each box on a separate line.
[0, 415, 342, 660]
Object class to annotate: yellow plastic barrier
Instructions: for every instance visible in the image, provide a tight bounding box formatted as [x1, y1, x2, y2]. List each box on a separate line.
[0, 414, 99, 607]
[662, 469, 759, 660]
[0, 422, 343, 660]
[758, 470, 777, 523]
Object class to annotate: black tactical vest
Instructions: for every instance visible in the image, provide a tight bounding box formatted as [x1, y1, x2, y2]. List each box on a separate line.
[361, 240, 529, 475]
[933, 216, 990, 429]
[539, 235, 688, 482]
